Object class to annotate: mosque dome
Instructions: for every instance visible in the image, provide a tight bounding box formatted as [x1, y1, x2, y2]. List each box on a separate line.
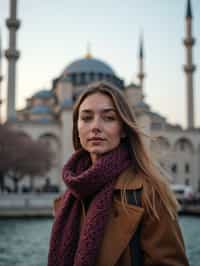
[63, 57, 115, 76]
[30, 105, 53, 115]
[60, 53, 124, 89]
[33, 89, 54, 99]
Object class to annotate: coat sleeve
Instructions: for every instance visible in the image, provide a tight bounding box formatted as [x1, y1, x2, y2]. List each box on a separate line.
[140, 196, 189, 266]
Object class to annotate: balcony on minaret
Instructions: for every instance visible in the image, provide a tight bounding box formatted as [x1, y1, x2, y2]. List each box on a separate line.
[137, 73, 145, 80]
[183, 37, 195, 46]
[6, 18, 20, 29]
[5, 49, 20, 60]
[183, 64, 196, 73]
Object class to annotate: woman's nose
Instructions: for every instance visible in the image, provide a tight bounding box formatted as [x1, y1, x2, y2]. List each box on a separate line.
[91, 127, 101, 134]
[91, 117, 101, 132]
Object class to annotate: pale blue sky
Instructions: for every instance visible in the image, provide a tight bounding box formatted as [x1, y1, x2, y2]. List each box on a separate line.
[0, 0, 199, 127]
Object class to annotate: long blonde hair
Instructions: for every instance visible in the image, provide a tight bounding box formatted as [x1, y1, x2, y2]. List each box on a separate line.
[72, 81, 178, 220]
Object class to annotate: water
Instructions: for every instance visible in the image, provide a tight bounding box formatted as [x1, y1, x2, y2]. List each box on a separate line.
[179, 216, 200, 265]
[0, 216, 199, 266]
[0, 218, 52, 266]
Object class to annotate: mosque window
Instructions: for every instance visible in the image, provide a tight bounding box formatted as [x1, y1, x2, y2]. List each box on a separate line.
[106, 74, 111, 81]
[71, 74, 76, 85]
[98, 73, 103, 80]
[80, 73, 86, 84]
[185, 163, 190, 173]
[171, 164, 177, 174]
[89, 72, 95, 81]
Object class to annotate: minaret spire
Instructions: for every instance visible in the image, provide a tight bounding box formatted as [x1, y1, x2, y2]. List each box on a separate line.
[137, 33, 145, 98]
[139, 35, 143, 59]
[0, 29, 3, 123]
[186, 0, 192, 18]
[5, 0, 20, 121]
[183, 0, 196, 129]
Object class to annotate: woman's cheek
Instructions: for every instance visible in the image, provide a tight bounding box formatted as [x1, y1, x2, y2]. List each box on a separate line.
[78, 125, 88, 145]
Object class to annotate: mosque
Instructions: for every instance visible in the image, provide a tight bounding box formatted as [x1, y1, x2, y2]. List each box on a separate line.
[2, 0, 200, 191]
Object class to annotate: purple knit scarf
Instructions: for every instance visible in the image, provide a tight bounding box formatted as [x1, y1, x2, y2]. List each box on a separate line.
[48, 143, 131, 266]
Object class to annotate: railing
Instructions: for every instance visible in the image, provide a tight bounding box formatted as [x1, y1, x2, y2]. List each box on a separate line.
[0, 193, 60, 217]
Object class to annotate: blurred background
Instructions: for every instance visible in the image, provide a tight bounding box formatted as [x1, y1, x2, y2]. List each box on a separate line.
[0, 0, 199, 265]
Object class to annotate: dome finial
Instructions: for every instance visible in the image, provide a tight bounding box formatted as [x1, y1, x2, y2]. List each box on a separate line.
[85, 42, 92, 59]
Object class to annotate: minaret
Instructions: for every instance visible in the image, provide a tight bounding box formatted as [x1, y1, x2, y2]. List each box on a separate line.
[183, 0, 196, 129]
[0, 29, 3, 123]
[137, 34, 145, 98]
[5, 0, 20, 120]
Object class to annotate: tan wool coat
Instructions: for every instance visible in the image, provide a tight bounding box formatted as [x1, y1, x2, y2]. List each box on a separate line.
[53, 167, 189, 266]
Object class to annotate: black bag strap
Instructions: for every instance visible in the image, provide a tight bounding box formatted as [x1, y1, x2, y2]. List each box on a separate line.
[126, 189, 143, 266]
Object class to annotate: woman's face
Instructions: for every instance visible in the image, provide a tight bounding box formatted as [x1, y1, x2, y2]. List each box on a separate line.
[78, 92, 125, 163]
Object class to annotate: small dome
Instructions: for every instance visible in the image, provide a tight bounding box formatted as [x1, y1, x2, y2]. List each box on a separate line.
[33, 90, 54, 99]
[30, 105, 53, 114]
[63, 57, 115, 76]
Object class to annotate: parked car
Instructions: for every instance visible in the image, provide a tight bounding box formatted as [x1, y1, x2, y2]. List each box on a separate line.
[170, 184, 194, 202]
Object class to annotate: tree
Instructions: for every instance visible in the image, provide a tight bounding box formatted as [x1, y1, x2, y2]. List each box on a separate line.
[0, 125, 53, 192]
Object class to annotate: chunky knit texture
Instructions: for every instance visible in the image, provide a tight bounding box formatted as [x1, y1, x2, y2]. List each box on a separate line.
[47, 144, 131, 266]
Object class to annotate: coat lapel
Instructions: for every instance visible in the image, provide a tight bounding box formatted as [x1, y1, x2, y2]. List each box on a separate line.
[96, 168, 145, 266]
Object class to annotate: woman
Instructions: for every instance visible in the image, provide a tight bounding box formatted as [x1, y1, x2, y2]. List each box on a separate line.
[48, 81, 189, 266]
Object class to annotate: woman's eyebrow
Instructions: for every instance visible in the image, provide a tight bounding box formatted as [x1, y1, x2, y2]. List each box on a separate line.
[80, 109, 92, 113]
[102, 108, 116, 113]
[80, 108, 116, 113]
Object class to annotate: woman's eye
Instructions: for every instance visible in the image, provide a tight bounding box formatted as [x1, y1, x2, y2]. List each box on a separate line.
[81, 116, 92, 121]
[103, 116, 115, 121]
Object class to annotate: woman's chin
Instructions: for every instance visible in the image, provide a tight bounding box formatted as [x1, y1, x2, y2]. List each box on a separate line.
[90, 148, 105, 156]
[89, 147, 114, 158]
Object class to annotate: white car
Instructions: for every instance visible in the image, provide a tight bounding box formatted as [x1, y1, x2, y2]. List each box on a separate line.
[170, 184, 194, 201]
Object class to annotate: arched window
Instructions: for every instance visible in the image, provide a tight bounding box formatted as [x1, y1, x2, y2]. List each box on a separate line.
[174, 138, 194, 153]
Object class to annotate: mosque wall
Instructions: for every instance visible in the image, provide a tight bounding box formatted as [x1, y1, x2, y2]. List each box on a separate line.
[12, 122, 60, 141]
[125, 87, 142, 106]
[152, 129, 200, 190]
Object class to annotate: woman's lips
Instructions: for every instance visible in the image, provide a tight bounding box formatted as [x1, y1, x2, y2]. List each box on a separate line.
[88, 137, 105, 142]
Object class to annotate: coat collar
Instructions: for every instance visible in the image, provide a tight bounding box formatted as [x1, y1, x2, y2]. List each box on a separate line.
[114, 166, 143, 190]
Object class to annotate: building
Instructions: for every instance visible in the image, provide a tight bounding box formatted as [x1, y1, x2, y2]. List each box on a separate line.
[4, 0, 200, 191]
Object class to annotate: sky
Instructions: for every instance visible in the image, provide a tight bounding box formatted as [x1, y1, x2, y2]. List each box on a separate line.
[0, 0, 199, 128]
